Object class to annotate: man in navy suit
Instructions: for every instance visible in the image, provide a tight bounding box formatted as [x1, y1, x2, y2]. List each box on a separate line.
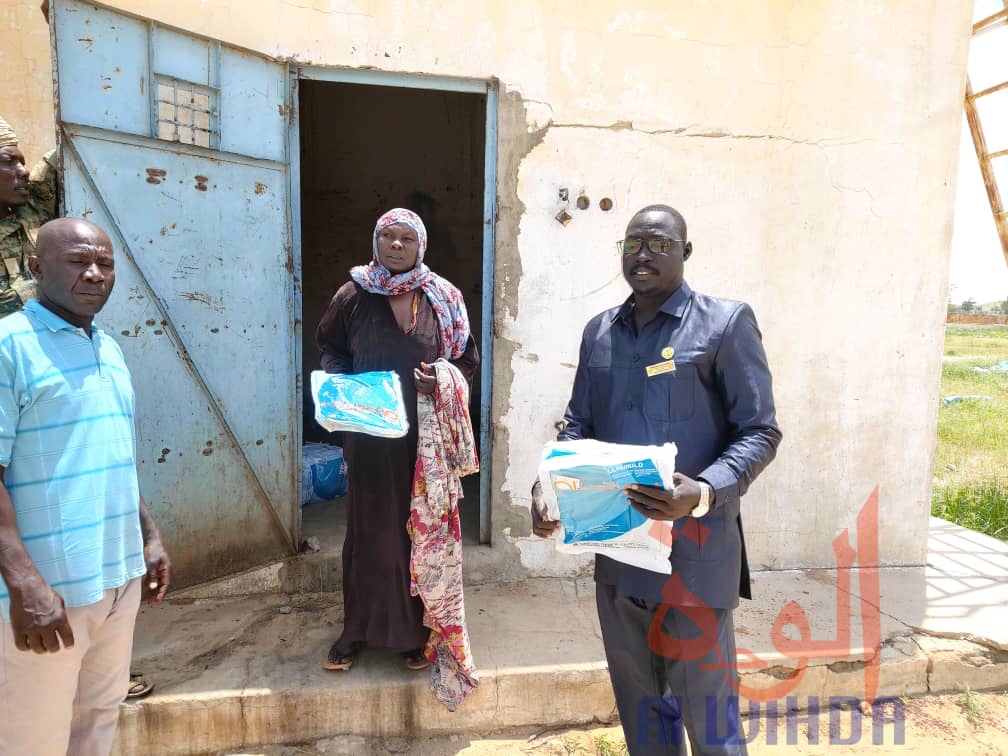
[534, 204, 781, 755]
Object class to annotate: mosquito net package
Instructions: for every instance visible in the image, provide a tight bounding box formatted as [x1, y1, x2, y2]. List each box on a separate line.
[310, 370, 409, 438]
[536, 439, 678, 573]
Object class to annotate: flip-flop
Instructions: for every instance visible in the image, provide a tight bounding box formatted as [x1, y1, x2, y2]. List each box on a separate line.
[323, 642, 357, 672]
[402, 649, 430, 671]
[126, 673, 154, 699]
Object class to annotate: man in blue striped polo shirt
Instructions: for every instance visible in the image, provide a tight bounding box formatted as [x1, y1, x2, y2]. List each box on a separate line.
[0, 218, 171, 756]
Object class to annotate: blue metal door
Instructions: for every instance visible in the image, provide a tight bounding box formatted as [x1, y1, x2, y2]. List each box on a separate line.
[51, 0, 298, 586]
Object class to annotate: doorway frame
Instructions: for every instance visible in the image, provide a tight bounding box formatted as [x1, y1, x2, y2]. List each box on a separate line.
[288, 66, 498, 544]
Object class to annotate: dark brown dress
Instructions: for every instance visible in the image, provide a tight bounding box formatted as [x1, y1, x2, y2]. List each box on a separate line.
[316, 281, 479, 651]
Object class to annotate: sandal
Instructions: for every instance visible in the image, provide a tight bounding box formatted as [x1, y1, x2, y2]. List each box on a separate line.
[402, 649, 430, 671]
[125, 672, 153, 700]
[323, 641, 358, 672]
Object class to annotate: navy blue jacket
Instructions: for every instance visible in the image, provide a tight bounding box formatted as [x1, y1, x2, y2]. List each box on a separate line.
[559, 281, 781, 608]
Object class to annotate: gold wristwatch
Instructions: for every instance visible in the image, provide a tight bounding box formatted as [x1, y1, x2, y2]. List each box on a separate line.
[691, 481, 712, 518]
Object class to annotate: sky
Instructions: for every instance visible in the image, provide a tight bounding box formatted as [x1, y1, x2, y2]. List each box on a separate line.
[947, 0, 1008, 305]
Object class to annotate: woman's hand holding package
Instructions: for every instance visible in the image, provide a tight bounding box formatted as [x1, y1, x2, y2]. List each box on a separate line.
[625, 472, 700, 521]
[414, 361, 437, 395]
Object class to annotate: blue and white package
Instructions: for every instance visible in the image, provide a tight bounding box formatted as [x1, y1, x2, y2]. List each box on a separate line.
[301, 442, 348, 505]
[311, 370, 409, 438]
[536, 439, 678, 573]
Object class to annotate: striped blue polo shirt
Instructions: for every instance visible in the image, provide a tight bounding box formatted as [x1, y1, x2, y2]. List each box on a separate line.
[0, 299, 145, 619]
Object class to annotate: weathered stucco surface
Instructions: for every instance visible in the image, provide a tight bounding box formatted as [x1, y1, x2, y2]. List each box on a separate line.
[5, 0, 972, 570]
[1, 1, 55, 165]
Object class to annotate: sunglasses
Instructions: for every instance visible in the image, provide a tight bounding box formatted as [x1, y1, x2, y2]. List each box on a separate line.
[617, 237, 684, 256]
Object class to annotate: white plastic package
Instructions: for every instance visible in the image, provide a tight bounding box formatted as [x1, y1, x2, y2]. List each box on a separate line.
[536, 439, 678, 573]
[310, 370, 409, 438]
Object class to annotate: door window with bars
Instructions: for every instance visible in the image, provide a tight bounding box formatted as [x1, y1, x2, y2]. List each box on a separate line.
[156, 77, 217, 148]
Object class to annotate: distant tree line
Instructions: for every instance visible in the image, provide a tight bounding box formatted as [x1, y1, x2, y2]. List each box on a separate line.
[947, 296, 1008, 315]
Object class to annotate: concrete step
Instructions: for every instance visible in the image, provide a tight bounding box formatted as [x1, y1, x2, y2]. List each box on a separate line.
[174, 496, 540, 600]
[172, 542, 548, 600]
[115, 579, 612, 756]
[113, 566, 1008, 756]
[115, 519, 1008, 755]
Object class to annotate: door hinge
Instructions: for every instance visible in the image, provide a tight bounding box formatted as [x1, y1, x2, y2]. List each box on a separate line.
[279, 102, 296, 124]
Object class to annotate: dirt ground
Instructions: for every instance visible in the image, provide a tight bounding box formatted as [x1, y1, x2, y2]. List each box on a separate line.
[228, 691, 1008, 755]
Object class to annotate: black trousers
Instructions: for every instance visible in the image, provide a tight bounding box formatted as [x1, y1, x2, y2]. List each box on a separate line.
[596, 582, 748, 755]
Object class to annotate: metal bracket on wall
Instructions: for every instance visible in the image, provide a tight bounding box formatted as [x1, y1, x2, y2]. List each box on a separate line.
[964, 3, 1008, 268]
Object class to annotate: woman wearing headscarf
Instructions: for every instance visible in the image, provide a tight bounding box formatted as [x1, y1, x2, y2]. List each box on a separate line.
[317, 208, 479, 673]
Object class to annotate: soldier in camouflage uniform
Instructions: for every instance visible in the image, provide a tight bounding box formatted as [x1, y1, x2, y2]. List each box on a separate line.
[0, 116, 58, 318]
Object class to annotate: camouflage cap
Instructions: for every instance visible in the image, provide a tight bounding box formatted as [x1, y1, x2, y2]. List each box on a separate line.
[0, 116, 17, 149]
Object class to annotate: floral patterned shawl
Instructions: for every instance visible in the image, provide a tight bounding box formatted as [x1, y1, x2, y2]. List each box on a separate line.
[408, 359, 480, 711]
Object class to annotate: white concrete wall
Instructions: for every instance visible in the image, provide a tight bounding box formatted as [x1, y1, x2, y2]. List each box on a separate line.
[3, 0, 973, 569]
[0, 1, 54, 166]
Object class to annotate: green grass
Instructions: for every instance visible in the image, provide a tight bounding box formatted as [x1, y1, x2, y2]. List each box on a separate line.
[593, 734, 629, 756]
[559, 736, 589, 755]
[943, 326, 1008, 360]
[933, 326, 1008, 540]
[933, 483, 1008, 540]
[959, 683, 981, 724]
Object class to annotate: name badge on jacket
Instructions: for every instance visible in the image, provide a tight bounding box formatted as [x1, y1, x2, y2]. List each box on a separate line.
[645, 360, 676, 377]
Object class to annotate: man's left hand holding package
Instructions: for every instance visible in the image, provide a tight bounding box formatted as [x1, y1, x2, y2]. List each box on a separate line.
[534, 440, 678, 573]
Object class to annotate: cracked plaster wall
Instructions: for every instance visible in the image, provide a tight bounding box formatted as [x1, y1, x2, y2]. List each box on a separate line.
[1, 2, 55, 167]
[7, 0, 973, 571]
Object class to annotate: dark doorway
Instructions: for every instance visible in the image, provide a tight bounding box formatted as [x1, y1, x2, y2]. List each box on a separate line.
[298, 80, 486, 545]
